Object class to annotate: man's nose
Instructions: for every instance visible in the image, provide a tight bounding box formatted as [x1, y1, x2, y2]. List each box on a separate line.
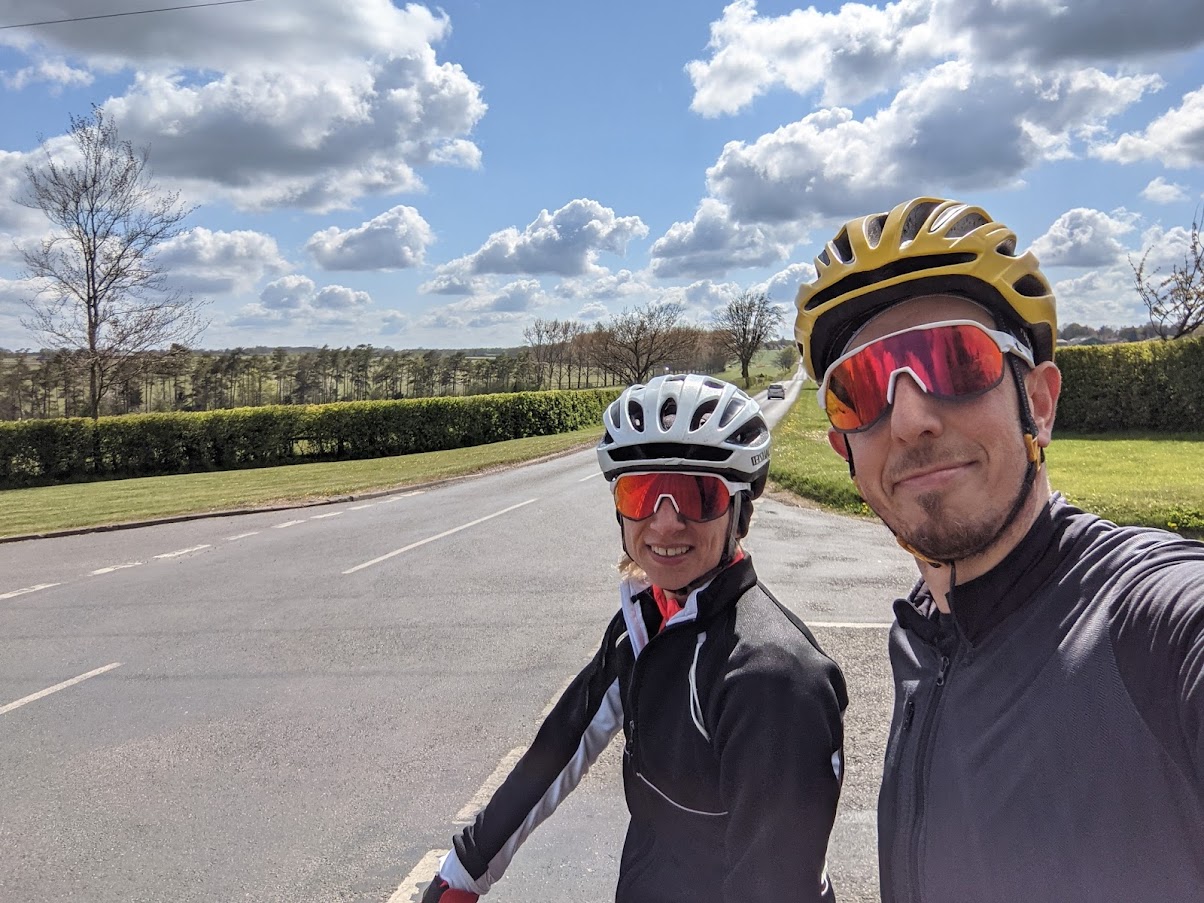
[887, 372, 944, 441]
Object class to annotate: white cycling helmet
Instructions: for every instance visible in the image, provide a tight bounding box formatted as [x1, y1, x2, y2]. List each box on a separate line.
[596, 374, 771, 497]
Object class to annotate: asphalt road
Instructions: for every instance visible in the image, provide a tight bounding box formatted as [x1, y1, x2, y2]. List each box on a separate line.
[0, 385, 917, 903]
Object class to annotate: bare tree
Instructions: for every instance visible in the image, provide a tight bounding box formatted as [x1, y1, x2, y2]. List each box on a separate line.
[17, 108, 208, 419]
[1129, 210, 1204, 340]
[712, 290, 785, 388]
[587, 302, 698, 384]
[523, 318, 554, 390]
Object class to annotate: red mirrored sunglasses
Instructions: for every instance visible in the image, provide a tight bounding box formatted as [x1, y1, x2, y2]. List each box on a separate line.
[819, 320, 1036, 434]
[612, 471, 750, 522]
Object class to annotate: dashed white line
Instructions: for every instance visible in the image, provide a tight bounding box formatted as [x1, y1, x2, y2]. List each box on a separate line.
[377, 490, 423, 504]
[388, 848, 446, 903]
[0, 662, 122, 716]
[272, 519, 306, 529]
[343, 499, 538, 575]
[226, 531, 260, 541]
[0, 583, 61, 600]
[90, 562, 143, 576]
[577, 472, 602, 482]
[153, 544, 211, 559]
[309, 511, 343, 519]
[349, 504, 373, 510]
[0, 587, 61, 602]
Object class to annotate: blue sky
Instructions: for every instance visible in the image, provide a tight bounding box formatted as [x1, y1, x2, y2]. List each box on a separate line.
[1, 0, 1202, 351]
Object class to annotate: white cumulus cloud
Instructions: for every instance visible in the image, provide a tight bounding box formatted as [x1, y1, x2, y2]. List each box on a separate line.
[437, 199, 649, 278]
[650, 199, 794, 278]
[2, 1, 487, 213]
[1030, 208, 1138, 267]
[306, 206, 434, 271]
[1140, 177, 1190, 204]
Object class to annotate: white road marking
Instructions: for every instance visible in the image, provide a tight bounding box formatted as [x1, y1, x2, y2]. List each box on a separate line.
[343, 499, 538, 575]
[226, 531, 260, 541]
[455, 747, 527, 823]
[349, 504, 373, 510]
[154, 544, 211, 559]
[309, 512, 343, 519]
[809, 621, 893, 629]
[378, 491, 423, 504]
[0, 583, 61, 600]
[272, 520, 305, 529]
[388, 848, 446, 903]
[578, 472, 602, 482]
[89, 562, 143, 575]
[0, 662, 122, 716]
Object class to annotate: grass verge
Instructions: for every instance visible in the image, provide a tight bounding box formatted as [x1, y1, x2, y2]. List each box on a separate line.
[0, 427, 602, 539]
[770, 385, 1204, 537]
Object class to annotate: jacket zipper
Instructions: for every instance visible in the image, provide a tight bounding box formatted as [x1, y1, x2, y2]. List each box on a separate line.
[623, 617, 693, 763]
[905, 650, 952, 903]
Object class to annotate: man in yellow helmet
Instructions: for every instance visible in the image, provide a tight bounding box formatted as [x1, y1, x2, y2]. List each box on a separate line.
[795, 197, 1204, 903]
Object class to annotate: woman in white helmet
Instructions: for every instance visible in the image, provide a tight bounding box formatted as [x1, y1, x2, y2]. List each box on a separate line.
[423, 374, 848, 903]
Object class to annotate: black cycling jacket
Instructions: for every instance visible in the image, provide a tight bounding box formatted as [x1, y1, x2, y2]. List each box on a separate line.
[437, 555, 848, 903]
[879, 494, 1204, 903]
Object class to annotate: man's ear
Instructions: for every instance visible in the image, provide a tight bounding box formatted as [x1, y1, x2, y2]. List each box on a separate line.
[1025, 362, 1061, 448]
[827, 428, 849, 460]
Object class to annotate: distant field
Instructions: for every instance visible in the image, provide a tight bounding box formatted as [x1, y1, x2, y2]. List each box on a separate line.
[711, 347, 796, 393]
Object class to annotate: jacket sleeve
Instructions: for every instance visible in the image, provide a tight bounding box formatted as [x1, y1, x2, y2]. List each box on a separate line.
[1110, 549, 1204, 791]
[438, 610, 627, 896]
[711, 629, 847, 903]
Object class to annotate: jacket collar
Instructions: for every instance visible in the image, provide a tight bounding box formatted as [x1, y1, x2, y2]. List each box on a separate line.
[621, 556, 758, 654]
[895, 493, 1085, 646]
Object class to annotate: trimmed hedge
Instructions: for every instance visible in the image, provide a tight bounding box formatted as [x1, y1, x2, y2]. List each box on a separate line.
[1056, 336, 1204, 433]
[0, 389, 620, 488]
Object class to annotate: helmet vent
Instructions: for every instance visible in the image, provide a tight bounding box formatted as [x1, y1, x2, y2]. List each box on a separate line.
[945, 212, 988, 238]
[865, 214, 887, 247]
[902, 201, 939, 243]
[727, 417, 769, 448]
[717, 397, 746, 429]
[659, 397, 678, 430]
[690, 398, 718, 431]
[1013, 274, 1050, 298]
[831, 229, 853, 264]
[995, 237, 1017, 257]
[627, 399, 645, 431]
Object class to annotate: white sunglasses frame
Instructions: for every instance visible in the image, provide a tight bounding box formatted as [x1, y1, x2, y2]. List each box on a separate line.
[818, 319, 1037, 433]
[611, 470, 753, 521]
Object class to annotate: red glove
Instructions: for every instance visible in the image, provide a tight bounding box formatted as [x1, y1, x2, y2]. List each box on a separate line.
[420, 873, 479, 903]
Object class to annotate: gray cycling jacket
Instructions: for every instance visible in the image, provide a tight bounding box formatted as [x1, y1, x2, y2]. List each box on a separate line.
[879, 494, 1204, 903]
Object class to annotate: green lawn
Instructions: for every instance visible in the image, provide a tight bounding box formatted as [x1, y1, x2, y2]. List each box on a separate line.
[769, 385, 1204, 537]
[0, 427, 602, 539]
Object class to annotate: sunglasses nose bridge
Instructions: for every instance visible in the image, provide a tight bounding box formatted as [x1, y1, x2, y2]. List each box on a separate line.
[883, 365, 931, 407]
[652, 492, 685, 519]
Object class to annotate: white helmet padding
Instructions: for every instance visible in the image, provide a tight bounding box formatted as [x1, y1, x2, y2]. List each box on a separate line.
[597, 374, 771, 496]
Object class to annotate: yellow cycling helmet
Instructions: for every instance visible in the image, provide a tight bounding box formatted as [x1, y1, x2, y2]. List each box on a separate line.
[794, 197, 1057, 381]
